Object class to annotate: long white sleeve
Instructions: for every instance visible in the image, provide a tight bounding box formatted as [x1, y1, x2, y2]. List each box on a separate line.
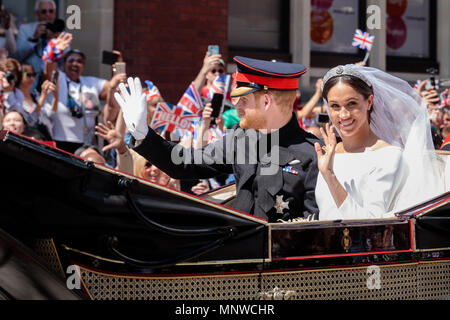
[337, 150, 403, 220]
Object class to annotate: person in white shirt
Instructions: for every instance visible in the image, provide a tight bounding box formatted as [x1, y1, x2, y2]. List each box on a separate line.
[315, 64, 445, 221]
[43, 49, 125, 153]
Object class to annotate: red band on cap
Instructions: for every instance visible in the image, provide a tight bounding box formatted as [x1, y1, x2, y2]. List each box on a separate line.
[235, 72, 299, 90]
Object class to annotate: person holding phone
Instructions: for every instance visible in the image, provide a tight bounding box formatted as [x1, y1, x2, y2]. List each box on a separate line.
[115, 56, 322, 222]
[42, 49, 126, 153]
[194, 102, 225, 149]
[189, 101, 232, 196]
[193, 48, 226, 99]
[18, 63, 56, 140]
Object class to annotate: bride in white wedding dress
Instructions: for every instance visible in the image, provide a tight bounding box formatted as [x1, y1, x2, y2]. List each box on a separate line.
[314, 64, 445, 221]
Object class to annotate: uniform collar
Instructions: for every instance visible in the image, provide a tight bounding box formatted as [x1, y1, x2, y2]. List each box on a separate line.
[258, 113, 299, 146]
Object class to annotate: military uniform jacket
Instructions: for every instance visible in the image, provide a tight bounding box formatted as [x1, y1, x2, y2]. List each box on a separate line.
[134, 114, 321, 222]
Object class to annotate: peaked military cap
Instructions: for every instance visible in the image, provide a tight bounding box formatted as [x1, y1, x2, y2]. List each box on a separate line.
[231, 56, 307, 98]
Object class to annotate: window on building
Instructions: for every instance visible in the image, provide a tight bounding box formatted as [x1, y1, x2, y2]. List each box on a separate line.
[310, 0, 366, 67]
[386, 0, 437, 73]
[228, 0, 290, 61]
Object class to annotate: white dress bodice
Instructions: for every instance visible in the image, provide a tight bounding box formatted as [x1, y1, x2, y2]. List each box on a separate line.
[316, 146, 405, 221]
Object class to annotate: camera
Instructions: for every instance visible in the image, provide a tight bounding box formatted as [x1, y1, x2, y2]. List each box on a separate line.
[67, 96, 83, 118]
[102, 51, 120, 65]
[315, 113, 330, 123]
[4, 70, 15, 85]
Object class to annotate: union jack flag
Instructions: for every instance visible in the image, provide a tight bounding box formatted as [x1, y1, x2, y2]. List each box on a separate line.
[413, 79, 422, 90]
[42, 39, 64, 62]
[177, 82, 203, 115]
[150, 102, 200, 138]
[144, 80, 161, 102]
[207, 74, 231, 100]
[352, 29, 375, 51]
[440, 91, 450, 107]
[183, 124, 225, 147]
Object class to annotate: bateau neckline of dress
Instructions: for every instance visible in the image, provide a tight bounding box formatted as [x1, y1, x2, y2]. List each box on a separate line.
[336, 145, 400, 155]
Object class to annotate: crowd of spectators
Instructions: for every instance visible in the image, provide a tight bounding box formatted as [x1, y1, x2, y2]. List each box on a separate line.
[0, 0, 449, 198]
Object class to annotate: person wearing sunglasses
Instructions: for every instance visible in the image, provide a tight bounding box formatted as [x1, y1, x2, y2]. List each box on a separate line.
[18, 63, 56, 140]
[192, 49, 226, 99]
[14, 1, 57, 87]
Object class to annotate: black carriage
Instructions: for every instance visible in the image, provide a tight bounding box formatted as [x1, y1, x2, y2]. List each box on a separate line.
[0, 131, 449, 300]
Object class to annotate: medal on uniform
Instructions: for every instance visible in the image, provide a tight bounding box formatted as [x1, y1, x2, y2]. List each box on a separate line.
[274, 195, 289, 214]
[282, 166, 298, 175]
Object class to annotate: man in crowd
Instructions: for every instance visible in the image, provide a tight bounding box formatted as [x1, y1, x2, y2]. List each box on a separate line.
[115, 56, 321, 222]
[14, 0, 57, 88]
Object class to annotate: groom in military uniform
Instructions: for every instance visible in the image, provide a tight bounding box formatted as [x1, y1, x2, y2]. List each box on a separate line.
[115, 56, 321, 222]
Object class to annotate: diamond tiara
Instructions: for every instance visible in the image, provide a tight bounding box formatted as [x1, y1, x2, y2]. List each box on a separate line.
[322, 65, 373, 91]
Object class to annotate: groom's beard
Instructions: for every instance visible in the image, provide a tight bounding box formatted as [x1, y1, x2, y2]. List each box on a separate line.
[239, 108, 267, 130]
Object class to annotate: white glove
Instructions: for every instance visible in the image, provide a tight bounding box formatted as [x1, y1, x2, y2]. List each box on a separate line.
[114, 77, 148, 140]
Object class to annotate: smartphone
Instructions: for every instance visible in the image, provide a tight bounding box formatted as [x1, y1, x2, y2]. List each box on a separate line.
[208, 45, 219, 56]
[114, 62, 126, 75]
[426, 67, 438, 89]
[102, 50, 120, 65]
[315, 113, 330, 123]
[211, 93, 224, 118]
[50, 70, 59, 84]
[430, 76, 437, 89]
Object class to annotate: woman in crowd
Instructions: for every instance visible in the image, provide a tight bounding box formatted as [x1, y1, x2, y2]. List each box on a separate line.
[315, 64, 445, 221]
[44, 49, 125, 153]
[2, 110, 27, 134]
[19, 63, 57, 139]
[193, 51, 225, 99]
[133, 152, 180, 190]
[0, 58, 25, 115]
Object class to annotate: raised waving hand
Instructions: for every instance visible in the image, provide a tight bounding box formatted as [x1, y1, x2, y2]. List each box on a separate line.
[114, 77, 148, 140]
[314, 123, 338, 178]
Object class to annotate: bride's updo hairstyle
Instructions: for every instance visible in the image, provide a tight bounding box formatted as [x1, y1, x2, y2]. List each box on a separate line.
[321, 65, 374, 121]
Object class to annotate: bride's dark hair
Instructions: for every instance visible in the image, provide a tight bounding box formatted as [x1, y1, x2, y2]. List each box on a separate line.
[322, 75, 373, 102]
[322, 75, 374, 122]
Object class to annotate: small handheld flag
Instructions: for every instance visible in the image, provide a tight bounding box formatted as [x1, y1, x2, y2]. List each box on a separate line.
[352, 29, 375, 64]
[42, 39, 64, 63]
[440, 91, 450, 108]
[352, 29, 375, 51]
[144, 80, 161, 102]
[177, 82, 204, 115]
[413, 80, 422, 90]
[207, 74, 231, 100]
